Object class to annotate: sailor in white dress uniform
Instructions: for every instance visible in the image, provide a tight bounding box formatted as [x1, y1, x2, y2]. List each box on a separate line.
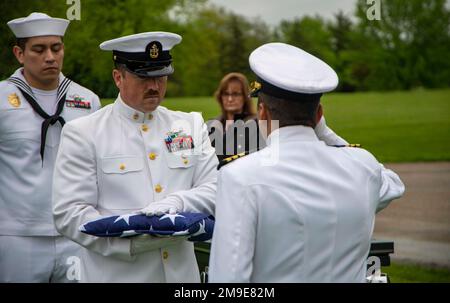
[209, 43, 405, 283]
[52, 32, 218, 282]
[0, 13, 101, 282]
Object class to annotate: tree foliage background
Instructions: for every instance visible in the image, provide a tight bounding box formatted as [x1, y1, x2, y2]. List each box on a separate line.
[0, 0, 449, 97]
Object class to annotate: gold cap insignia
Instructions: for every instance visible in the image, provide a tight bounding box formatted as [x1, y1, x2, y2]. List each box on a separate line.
[8, 93, 20, 108]
[150, 43, 159, 59]
[250, 81, 262, 96]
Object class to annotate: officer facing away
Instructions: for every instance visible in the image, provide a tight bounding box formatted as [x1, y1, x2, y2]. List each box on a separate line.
[209, 43, 405, 283]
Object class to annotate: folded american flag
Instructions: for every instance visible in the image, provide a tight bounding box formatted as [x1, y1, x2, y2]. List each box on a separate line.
[79, 212, 214, 242]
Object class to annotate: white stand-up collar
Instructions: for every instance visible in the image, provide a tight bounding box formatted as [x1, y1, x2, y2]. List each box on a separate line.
[266, 125, 320, 146]
[113, 94, 157, 124]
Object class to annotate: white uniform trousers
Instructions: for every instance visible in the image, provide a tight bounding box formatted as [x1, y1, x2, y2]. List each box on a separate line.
[0, 235, 82, 283]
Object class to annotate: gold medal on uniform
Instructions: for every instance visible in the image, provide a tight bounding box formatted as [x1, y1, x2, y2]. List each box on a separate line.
[8, 93, 21, 108]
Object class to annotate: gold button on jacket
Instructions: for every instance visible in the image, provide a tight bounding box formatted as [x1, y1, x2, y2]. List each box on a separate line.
[155, 184, 162, 193]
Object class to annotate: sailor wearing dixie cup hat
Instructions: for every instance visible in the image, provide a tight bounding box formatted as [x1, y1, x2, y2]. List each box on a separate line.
[209, 43, 405, 282]
[0, 13, 101, 282]
[52, 32, 218, 282]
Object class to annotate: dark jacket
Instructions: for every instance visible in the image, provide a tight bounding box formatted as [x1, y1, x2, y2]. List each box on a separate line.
[207, 113, 266, 162]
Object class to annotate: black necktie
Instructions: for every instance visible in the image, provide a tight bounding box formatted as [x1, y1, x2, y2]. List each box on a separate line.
[8, 76, 72, 164]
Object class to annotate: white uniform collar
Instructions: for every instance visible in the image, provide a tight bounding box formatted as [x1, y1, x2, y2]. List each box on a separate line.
[11, 67, 66, 89]
[113, 93, 156, 123]
[266, 125, 320, 146]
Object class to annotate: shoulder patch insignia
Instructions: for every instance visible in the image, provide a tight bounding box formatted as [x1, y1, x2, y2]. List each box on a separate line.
[332, 144, 362, 148]
[217, 152, 248, 170]
[8, 93, 21, 108]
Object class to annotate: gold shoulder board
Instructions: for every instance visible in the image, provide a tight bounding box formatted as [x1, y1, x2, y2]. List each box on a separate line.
[217, 152, 248, 170]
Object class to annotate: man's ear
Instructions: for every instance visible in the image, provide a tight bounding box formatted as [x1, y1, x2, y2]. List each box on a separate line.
[257, 100, 271, 138]
[257, 100, 269, 121]
[112, 69, 122, 88]
[13, 46, 25, 65]
[316, 103, 323, 124]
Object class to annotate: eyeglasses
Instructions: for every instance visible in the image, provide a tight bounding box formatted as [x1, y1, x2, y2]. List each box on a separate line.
[222, 92, 243, 98]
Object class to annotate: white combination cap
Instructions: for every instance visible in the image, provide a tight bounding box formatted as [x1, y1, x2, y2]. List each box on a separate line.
[99, 32, 182, 77]
[249, 42, 338, 100]
[7, 12, 70, 38]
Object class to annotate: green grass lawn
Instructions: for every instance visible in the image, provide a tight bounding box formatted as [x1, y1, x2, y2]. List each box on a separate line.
[102, 89, 450, 163]
[383, 262, 450, 283]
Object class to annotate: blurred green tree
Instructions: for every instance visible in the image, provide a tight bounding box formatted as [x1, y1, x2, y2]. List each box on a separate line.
[1, 0, 448, 95]
[328, 11, 357, 92]
[354, 0, 450, 90]
[277, 16, 336, 68]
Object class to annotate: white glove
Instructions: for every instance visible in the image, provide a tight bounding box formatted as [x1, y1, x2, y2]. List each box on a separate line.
[130, 234, 185, 256]
[138, 196, 184, 216]
[314, 116, 348, 146]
